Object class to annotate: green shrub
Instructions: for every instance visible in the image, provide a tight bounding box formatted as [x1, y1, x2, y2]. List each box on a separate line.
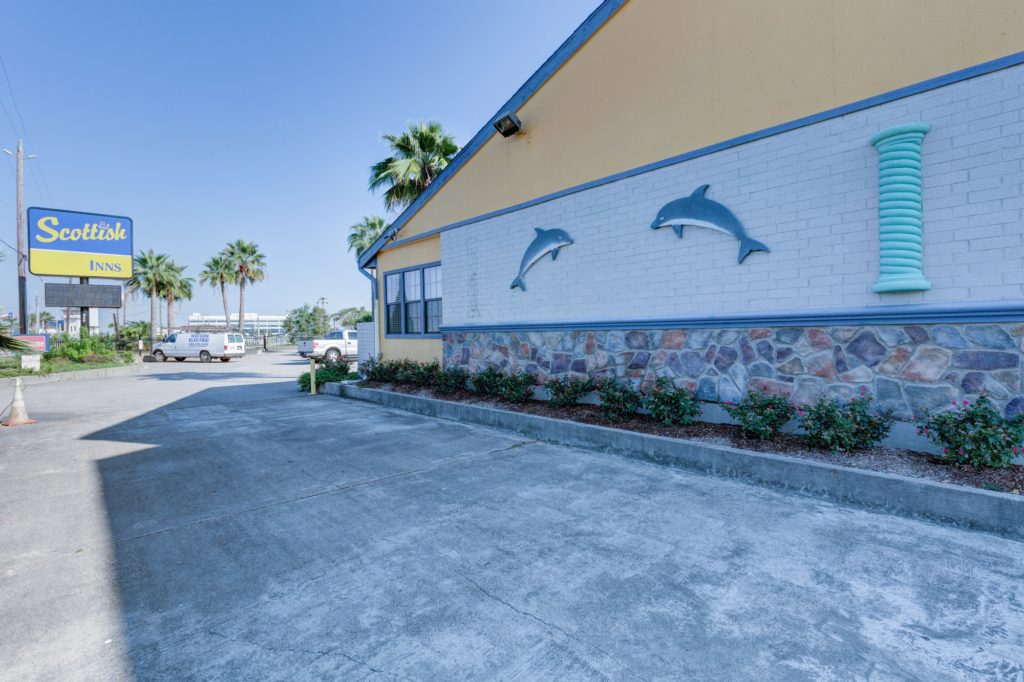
[498, 371, 537, 403]
[298, 364, 358, 392]
[471, 367, 504, 396]
[409, 360, 441, 387]
[595, 377, 642, 421]
[643, 378, 702, 426]
[361, 357, 398, 382]
[800, 389, 893, 453]
[393, 359, 422, 384]
[723, 386, 795, 440]
[44, 335, 118, 363]
[545, 376, 595, 408]
[434, 367, 469, 395]
[915, 394, 1024, 468]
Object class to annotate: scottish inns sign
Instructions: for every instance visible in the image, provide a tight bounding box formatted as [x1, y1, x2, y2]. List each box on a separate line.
[28, 207, 133, 278]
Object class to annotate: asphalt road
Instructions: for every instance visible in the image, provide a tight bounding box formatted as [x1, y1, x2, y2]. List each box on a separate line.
[1, 352, 1022, 681]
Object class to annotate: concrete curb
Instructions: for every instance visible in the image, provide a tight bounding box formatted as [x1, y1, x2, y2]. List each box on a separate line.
[328, 382, 1024, 540]
[1, 363, 147, 389]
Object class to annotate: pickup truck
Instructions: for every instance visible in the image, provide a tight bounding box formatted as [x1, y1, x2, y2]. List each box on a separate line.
[297, 330, 358, 364]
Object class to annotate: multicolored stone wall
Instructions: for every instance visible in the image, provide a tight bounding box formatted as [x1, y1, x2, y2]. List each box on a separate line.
[442, 324, 1024, 420]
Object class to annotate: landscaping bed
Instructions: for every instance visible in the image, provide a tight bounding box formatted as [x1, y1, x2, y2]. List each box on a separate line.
[362, 380, 1024, 495]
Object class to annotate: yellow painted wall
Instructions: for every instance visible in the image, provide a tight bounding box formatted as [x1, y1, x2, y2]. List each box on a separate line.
[374, 235, 442, 361]
[385, 0, 1024, 245]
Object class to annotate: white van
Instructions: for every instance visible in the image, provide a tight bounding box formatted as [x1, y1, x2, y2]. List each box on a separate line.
[152, 332, 246, 363]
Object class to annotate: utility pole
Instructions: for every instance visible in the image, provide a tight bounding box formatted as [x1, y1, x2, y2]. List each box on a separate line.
[4, 140, 36, 334]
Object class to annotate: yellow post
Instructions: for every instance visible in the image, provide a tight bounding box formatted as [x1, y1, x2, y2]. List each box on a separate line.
[309, 357, 317, 395]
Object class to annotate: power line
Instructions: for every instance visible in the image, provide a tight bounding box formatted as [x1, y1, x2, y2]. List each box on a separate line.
[0, 55, 55, 204]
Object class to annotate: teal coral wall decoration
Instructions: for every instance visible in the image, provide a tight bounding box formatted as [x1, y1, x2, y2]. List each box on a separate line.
[870, 122, 931, 293]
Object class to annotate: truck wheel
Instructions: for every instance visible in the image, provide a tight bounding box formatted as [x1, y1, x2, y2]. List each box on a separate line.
[153, 350, 166, 362]
[220, 358, 231, 362]
[200, 351, 212, 363]
[324, 348, 341, 364]
[175, 357, 185, 362]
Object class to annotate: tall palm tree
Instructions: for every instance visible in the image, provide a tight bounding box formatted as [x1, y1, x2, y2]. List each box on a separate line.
[223, 240, 266, 334]
[199, 254, 235, 330]
[369, 121, 458, 211]
[126, 250, 174, 349]
[162, 264, 194, 334]
[347, 215, 389, 257]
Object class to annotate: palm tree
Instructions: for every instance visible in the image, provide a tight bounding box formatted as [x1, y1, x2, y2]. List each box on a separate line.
[29, 311, 56, 331]
[126, 250, 174, 349]
[223, 240, 266, 334]
[162, 264, 194, 334]
[347, 215, 389, 257]
[369, 121, 458, 211]
[1, 332, 29, 353]
[199, 254, 235, 330]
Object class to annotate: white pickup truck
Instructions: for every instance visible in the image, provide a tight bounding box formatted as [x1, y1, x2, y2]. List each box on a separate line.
[297, 330, 358, 364]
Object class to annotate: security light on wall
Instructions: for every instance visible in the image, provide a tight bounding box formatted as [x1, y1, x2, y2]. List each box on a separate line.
[493, 112, 523, 137]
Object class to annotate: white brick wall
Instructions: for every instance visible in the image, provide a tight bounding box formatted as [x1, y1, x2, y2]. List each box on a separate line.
[441, 65, 1024, 326]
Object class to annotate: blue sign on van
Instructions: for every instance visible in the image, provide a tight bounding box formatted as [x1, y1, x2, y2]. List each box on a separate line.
[27, 207, 133, 278]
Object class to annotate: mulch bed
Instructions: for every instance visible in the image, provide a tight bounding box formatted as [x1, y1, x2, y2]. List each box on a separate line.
[360, 381, 1024, 495]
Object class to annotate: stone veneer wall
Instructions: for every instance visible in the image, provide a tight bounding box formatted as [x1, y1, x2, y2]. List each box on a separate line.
[442, 323, 1024, 420]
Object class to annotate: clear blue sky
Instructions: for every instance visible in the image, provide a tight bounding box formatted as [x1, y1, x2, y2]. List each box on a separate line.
[0, 0, 598, 327]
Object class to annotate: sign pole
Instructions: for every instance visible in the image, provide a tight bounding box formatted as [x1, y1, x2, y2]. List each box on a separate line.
[80, 277, 89, 336]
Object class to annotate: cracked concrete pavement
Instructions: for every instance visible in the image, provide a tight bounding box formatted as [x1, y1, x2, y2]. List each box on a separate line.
[1, 351, 1023, 680]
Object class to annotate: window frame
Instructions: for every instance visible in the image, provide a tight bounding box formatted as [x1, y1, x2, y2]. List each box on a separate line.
[382, 261, 442, 339]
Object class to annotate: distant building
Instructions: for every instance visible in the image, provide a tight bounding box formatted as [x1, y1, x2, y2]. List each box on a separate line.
[186, 312, 285, 335]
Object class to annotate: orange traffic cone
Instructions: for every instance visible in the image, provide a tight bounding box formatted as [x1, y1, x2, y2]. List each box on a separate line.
[2, 378, 35, 426]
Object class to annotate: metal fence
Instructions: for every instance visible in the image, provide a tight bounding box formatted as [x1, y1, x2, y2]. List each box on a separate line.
[42, 332, 294, 354]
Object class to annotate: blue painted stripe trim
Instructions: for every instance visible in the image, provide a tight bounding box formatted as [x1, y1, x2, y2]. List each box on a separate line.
[368, 49, 1024, 257]
[358, 0, 628, 268]
[439, 301, 1024, 333]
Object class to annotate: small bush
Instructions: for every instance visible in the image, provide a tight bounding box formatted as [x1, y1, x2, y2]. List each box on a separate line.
[916, 394, 1024, 468]
[498, 371, 537, 403]
[800, 389, 893, 453]
[643, 378, 702, 427]
[434, 367, 469, 395]
[471, 367, 504, 396]
[596, 377, 642, 421]
[361, 357, 398, 382]
[410, 360, 441, 387]
[723, 387, 795, 440]
[545, 376, 595, 408]
[298, 364, 358, 392]
[393, 359, 423, 384]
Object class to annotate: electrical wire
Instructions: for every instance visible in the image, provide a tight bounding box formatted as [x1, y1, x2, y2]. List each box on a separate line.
[0, 55, 56, 205]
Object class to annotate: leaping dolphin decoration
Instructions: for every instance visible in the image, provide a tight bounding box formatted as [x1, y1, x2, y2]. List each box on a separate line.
[650, 184, 769, 264]
[510, 227, 574, 291]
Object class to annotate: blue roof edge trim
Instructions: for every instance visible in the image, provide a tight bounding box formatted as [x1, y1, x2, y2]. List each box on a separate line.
[367, 49, 1024, 258]
[438, 301, 1024, 333]
[358, 0, 628, 269]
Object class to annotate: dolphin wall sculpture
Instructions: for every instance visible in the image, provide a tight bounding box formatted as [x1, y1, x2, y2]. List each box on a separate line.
[510, 227, 574, 291]
[650, 184, 769, 264]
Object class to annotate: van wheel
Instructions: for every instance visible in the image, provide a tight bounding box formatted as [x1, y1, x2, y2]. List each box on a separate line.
[153, 350, 166, 362]
[200, 351, 212, 363]
[175, 357, 185, 362]
[324, 348, 341, 364]
[220, 358, 231, 362]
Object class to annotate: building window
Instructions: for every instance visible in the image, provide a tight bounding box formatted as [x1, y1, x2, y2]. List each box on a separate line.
[385, 273, 402, 334]
[383, 263, 441, 337]
[424, 265, 442, 333]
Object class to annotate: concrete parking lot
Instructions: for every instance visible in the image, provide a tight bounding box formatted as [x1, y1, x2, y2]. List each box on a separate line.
[1, 351, 1022, 680]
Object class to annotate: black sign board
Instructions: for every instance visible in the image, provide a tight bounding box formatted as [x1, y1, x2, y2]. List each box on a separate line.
[45, 283, 123, 308]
